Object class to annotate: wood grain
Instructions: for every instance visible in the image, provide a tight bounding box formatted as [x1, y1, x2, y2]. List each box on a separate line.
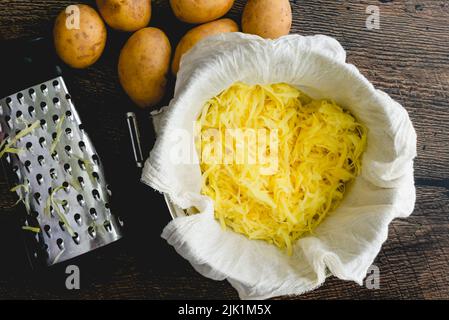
[0, 0, 448, 300]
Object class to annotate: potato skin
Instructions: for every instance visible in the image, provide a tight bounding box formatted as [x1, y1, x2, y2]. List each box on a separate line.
[118, 28, 171, 108]
[170, 0, 234, 24]
[172, 18, 238, 75]
[53, 4, 107, 69]
[96, 0, 151, 32]
[242, 0, 292, 39]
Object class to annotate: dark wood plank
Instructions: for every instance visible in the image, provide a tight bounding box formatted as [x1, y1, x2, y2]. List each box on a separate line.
[0, 0, 448, 300]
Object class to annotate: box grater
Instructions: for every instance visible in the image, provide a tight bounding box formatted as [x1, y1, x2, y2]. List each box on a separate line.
[0, 76, 123, 266]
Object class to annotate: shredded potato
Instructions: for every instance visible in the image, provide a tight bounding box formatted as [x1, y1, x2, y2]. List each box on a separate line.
[196, 83, 367, 255]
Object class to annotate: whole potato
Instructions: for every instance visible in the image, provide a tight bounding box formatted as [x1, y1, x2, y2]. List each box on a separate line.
[96, 0, 151, 32]
[172, 18, 238, 75]
[53, 4, 107, 69]
[118, 28, 171, 108]
[242, 0, 292, 39]
[170, 0, 234, 24]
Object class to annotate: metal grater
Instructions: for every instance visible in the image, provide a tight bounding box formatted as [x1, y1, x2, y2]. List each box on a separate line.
[0, 77, 123, 266]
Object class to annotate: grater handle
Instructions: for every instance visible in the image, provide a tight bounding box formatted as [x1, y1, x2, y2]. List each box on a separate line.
[126, 112, 144, 168]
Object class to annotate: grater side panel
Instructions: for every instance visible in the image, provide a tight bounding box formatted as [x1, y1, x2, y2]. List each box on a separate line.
[0, 77, 123, 266]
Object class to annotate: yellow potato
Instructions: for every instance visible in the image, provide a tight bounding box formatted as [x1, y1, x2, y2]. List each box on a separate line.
[96, 0, 151, 32]
[170, 0, 234, 24]
[242, 0, 292, 39]
[53, 4, 107, 69]
[118, 28, 171, 108]
[172, 18, 238, 75]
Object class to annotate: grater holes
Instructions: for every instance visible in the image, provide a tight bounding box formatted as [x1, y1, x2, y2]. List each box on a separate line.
[104, 220, 112, 232]
[52, 114, 59, 124]
[92, 154, 99, 164]
[37, 155, 45, 166]
[62, 181, 70, 191]
[92, 172, 100, 181]
[16, 110, 23, 120]
[38, 137, 46, 148]
[61, 200, 69, 212]
[88, 225, 96, 238]
[48, 187, 53, 195]
[49, 168, 57, 180]
[52, 80, 59, 88]
[74, 213, 82, 226]
[59, 221, 66, 232]
[17, 92, 24, 104]
[28, 106, 35, 117]
[40, 84, 48, 94]
[89, 208, 97, 219]
[36, 173, 43, 185]
[64, 145, 72, 155]
[34, 192, 41, 205]
[79, 124, 85, 131]
[51, 151, 59, 161]
[72, 232, 80, 244]
[56, 238, 64, 250]
[53, 97, 60, 107]
[24, 160, 31, 172]
[40, 101, 47, 113]
[77, 176, 84, 188]
[77, 194, 85, 206]
[92, 189, 100, 200]
[28, 88, 36, 100]
[2, 79, 123, 259]
[65, 127, 72, 138]
[30, 210, 39, 218]
[40, 119, 46, 129]
[105, 202, 110, 210]
[63, 163, 71, 174]
[78, 159, 86, 170]
[5, 97, 12, 108]
[44, 224, 51, 237]
[25, 141, 32, 151]
[4, 115, 12, 128]
[106, 184, 112, 196]
[65, 94, 71, 101]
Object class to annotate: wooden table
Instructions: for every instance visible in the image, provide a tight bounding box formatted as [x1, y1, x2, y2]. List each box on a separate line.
[0, 0, 448, 300]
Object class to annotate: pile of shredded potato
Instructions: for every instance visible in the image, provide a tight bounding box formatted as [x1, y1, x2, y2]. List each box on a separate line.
[196, 83, 367, 255]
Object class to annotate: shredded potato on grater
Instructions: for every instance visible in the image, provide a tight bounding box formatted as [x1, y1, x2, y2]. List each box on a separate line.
[196, 83, 367, 255]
